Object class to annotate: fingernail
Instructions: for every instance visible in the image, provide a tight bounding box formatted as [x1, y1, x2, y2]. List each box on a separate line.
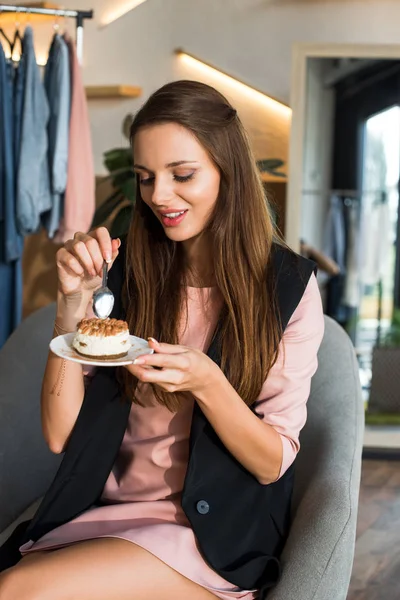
[148, 337, 159, 345]
[133, 357, 145, 365]
[105, 253, 112, 263]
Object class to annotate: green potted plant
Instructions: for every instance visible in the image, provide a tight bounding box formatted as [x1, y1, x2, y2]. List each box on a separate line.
[92, 146, 136, 238]
[368, 307, 400, 415]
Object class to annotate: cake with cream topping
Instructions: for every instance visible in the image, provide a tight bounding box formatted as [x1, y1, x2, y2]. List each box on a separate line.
[72, 317, 131, 359]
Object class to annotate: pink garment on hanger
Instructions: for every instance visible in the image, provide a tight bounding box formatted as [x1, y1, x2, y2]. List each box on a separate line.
[54, 33, 94, 243]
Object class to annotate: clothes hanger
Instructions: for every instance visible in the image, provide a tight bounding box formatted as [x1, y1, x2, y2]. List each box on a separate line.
[50, 11, 68, 45]
[0, 28, 13, 53]
[10, 8, 24, 61]
[0, 7, 18, 56]
[52, 12, 60, 37]
[11, 28, 23, 58]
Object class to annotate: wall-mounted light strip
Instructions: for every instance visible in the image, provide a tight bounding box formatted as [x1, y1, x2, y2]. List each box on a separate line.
[175, 49, 291, 118]
[100, 0, 148, 26]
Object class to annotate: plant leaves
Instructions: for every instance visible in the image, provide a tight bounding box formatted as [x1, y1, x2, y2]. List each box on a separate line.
[111, 170, 135, 188]
[380, 307, 400, 347]
[119, 177, 136, 203]
[110, 204, 134, 238]
[98, 147, 136, 235]
[122, 113, 134, 140]
[103, 148, 133, 173]
[257, 159, 285, 172]
[91, 191, 124, 228]
[97, 166, 134, 183]
[104, 147, 132, 162]
[265, 171, 286, 178]
[99, 168, 136, 202]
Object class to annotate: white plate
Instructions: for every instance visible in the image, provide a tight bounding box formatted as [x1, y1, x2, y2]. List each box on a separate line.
[50, 333, 154, 367]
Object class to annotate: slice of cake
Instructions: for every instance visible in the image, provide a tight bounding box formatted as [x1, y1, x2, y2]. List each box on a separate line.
[72, 317, 131, 359]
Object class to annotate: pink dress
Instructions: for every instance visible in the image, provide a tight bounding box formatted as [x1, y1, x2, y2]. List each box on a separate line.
[20, 276, 324, 600]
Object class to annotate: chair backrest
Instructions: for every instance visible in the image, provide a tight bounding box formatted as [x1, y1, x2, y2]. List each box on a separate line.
[268, 316, 364, 600]
[0, 303, 61, 532]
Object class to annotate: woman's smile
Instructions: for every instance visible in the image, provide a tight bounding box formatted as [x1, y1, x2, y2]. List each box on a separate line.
[158, 209, 189, 227]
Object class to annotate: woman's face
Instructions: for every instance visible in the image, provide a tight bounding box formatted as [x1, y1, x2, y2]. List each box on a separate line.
[133, 123, 221, 243]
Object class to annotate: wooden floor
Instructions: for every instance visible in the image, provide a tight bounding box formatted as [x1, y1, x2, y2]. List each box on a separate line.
[348, 459, 400, 600]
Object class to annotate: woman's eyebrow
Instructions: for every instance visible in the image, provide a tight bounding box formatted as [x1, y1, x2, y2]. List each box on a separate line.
[133, 160, 198, 170]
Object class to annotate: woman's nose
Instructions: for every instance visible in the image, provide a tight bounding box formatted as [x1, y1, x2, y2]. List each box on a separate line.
[151, 177, 174, 206]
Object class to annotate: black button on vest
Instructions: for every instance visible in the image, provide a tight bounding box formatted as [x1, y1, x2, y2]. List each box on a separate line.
[196, 500, 210, 515]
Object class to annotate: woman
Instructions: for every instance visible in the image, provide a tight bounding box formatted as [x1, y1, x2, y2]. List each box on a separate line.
[0, 81, 324, 600]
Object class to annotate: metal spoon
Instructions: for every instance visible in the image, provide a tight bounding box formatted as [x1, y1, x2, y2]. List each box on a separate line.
[92, 260, 114, 319]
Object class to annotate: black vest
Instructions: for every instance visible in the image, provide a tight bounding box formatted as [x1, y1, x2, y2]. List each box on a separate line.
[0, 243, 315, 596]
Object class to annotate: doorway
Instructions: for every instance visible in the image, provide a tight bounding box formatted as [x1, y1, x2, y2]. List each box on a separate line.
[289, 44, 400, 453]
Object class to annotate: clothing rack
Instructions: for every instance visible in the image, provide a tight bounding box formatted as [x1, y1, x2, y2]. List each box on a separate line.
[0, 4, 94, 63]
[301, 186, 398, 198]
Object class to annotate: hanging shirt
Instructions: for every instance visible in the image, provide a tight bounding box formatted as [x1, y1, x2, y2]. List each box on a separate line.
[53, 33, 94, 242]
[14, 32, 26, 175]
[43, 33, 71, 239]
[16, 26, 51, 236]
[343, 200, 363, 308]
[323, 195, 346, 273]
[362, 198, 392, 286]
[0, 41, 21, 263]
[0, 40, 23, 347]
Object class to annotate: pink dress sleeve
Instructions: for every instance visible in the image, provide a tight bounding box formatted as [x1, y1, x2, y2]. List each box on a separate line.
[253, 273, 324, 479]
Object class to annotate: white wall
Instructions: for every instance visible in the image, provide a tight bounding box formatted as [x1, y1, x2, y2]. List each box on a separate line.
[2, 0, 400, 173]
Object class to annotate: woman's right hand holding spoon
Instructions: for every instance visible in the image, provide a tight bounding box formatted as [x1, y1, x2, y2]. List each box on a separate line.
[54, 227, 120, 333]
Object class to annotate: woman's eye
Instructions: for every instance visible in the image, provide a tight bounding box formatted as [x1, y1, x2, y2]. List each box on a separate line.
[139, 176, 154, 186]
[174, 173, 195, 183]
[138, 172, 195, 185]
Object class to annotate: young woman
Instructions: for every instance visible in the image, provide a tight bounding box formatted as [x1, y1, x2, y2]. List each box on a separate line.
[0, 80, 324, 600]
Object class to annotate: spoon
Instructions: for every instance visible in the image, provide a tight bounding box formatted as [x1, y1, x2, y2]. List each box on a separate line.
[92, 260, 114, 319]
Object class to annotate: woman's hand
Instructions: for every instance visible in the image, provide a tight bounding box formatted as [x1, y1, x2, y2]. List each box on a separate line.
[125, 338, 222, 397]
[56, 227, 120, 297]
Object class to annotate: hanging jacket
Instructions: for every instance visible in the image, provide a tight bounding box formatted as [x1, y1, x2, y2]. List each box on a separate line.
[0, 40, 23, 348]
[16, 26, 51, 236]
[42, 33, 71, 239]
[0, 242, 316, 596]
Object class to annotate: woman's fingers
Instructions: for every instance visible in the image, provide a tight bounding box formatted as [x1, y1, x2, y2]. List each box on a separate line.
[67, 239, 97, 277]
[133, 352, 190, 370]
[91, 227, 113, 263]
[57, 228, 119, 297]
[56, 247, 85, 277]
[72, 228, 119, 276]
[110, 237, 121, 266]
[73, 231, 104, 274]
[125, 347, 194, 389]
[84, 236, 106, 274]
[147, 339, 187, 354]
[127, 364, 182, 387]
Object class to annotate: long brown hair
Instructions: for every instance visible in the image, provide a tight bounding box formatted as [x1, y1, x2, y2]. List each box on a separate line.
[122, 80, 281, 411]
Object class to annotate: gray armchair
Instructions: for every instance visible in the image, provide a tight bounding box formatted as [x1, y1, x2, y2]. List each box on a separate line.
[0, 306, 364, 599]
